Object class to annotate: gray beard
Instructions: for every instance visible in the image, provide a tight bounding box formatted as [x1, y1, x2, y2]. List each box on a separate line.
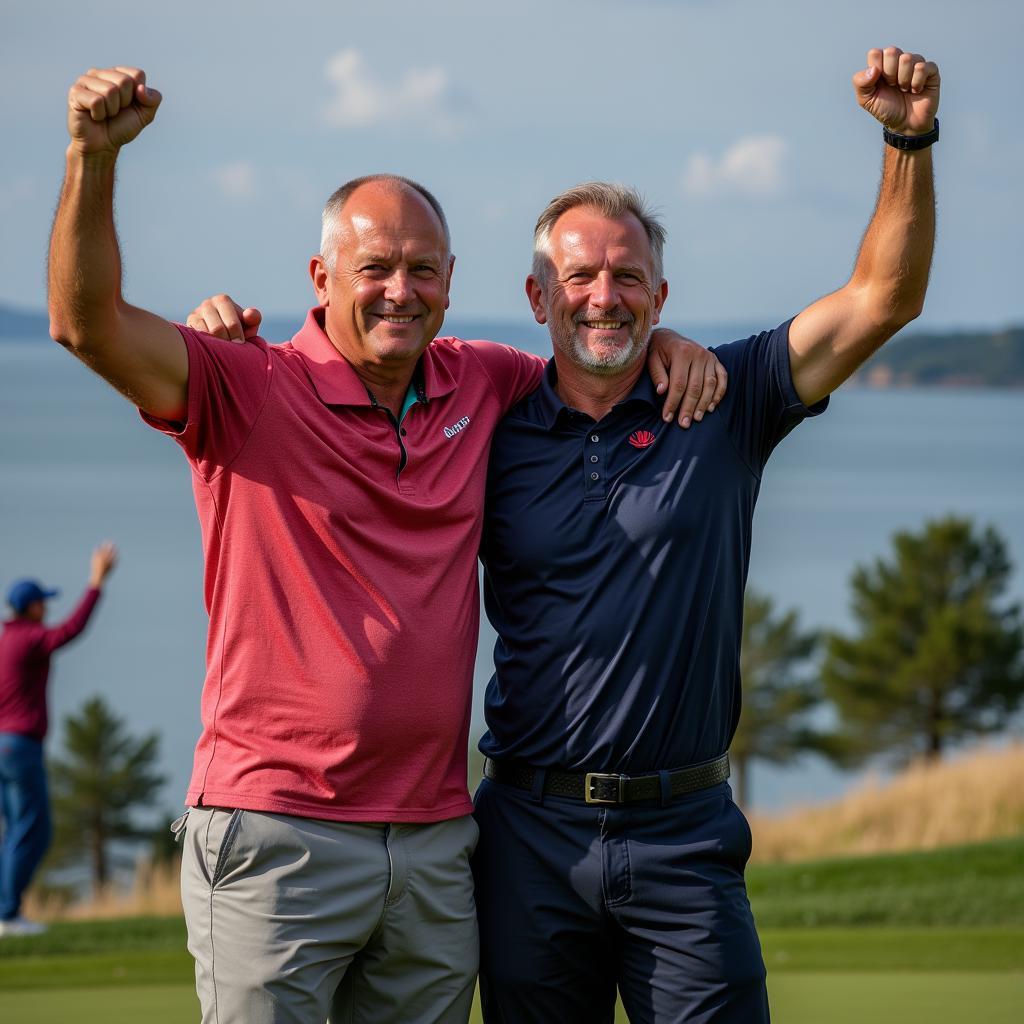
[551, 317, 649, 375]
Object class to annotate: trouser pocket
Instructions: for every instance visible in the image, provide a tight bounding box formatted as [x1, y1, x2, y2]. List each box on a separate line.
[170, 811, 189, 844]
[182, 806, 245, 889]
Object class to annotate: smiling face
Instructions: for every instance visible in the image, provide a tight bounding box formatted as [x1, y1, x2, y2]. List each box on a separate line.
[527, 205, 667, 375]
[310, 180, 453, 375]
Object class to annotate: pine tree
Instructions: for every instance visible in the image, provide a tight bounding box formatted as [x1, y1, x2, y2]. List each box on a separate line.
[732, 590, 821, 808]
[47, 696, 165, 895]
[822, 516, 1024, 765]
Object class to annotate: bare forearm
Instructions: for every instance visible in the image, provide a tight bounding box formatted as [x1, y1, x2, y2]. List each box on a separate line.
[788, 47, 940, 405]
[48, 148, 125, 347]
[849, 145, 935, 326]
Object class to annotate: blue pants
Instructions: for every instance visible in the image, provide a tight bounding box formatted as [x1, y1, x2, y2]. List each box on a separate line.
[472, 777, 769, 1024]
[0, 733, 51, 921]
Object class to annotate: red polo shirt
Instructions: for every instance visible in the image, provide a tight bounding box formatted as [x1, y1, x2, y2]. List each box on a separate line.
[142, 310, 542, 822]
[0, 588, 101, 741]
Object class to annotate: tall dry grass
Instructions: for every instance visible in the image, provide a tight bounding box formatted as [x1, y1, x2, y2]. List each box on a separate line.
[24, 744, 1024, 917]
[749, 742, 1024, 863]
[26, 857, 183, 921]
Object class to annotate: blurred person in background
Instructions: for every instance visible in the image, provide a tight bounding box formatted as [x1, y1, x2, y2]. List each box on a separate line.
[0, 542, 118, 937]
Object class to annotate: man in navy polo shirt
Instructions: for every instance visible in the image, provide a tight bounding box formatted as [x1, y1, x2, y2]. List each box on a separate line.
[473, 46, 940, 1022]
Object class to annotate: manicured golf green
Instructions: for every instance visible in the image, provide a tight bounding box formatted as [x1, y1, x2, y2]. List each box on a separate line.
[3, 838, 1022, 1020]
[1, 973, 1022, 1024]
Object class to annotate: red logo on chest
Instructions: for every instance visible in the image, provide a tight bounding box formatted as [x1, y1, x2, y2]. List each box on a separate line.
[628, 429, 657, 449]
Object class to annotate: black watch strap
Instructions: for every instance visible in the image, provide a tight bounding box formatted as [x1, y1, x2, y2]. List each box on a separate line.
[883, 118, 939, 151]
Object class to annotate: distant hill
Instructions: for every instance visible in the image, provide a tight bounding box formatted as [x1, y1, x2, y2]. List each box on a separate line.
[854, 324, 1024, 388]
[0, 305, 49, 339]
[4, 303, 1022, 387]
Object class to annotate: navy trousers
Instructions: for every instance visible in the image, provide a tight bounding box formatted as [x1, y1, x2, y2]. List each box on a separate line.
[472, 777, 769, 1024]
[0, 733, 52, 921]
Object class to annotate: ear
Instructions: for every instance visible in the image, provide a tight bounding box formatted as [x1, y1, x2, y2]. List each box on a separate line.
[444, 254, 456, 310]
[650, 279, 669, 327]
[310, 255, 330, 306]
[525, 275, 548, 325]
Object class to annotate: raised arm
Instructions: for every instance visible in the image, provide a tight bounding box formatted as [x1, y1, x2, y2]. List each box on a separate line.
[788, 47, 940, 406]
[38, 543, 118, 655]
[48, 66, 188, 420]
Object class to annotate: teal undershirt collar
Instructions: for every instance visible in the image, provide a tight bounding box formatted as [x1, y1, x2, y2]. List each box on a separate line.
[400, 383, 420, 423]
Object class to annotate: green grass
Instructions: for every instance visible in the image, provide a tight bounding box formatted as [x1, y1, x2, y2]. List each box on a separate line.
[760, 927, 1024, 972]
[1, 838, 1021, 1020]
[3, 922, 1022, 987]
[747, 835, 1024, 926]
[763, 972, 1024, 1024]
[0, 916, 186, 959]
[1, 974, 1022, 1024]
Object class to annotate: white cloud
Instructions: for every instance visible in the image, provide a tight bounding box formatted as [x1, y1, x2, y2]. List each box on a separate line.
[212, 161, 259, 200]
[321, 49, 467, 137]
[682, 135, 787, 198]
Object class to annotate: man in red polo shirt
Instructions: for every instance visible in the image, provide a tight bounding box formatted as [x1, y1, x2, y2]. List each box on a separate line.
[1, 542, 118, 936]
[47, 66, 724, 1023]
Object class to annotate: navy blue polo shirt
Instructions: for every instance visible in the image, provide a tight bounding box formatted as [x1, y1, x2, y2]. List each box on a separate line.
[479, 319, 827, 772]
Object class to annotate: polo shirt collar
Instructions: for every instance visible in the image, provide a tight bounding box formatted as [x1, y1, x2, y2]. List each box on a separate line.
[290, 307, 457, 407]
[535, 356, 661, 430]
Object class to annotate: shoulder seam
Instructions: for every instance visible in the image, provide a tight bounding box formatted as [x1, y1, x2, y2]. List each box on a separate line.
[712, 342, 762, 482]
[202, 342, 276, 485]
[462, 340, 502, 403]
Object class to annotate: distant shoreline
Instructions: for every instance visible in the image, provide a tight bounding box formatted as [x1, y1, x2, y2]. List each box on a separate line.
[4, 305, 1023, 390]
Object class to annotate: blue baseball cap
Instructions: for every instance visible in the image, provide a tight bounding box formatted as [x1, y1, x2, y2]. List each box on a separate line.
[6, 580, 60, 614]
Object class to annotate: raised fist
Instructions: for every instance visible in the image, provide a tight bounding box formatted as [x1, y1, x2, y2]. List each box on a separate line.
[67, 66, 162, 156]
[853, 47, 940, 136]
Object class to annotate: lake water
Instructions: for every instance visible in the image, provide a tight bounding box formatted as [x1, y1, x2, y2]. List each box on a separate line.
[2, 331, 1022, 812]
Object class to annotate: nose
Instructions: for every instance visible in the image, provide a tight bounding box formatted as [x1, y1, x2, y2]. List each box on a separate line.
[590, 271, 618, 310]
[384, 269, 414, 306]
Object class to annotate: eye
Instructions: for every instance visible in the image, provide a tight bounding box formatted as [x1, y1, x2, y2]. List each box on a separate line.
[361, 263, 388, 274]
[411, 265, 438, 277]
[617, 272, 642, 283]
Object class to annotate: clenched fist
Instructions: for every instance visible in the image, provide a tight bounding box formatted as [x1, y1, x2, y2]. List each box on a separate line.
[853, 47, 940, 136]
[67, 66, 161, 156]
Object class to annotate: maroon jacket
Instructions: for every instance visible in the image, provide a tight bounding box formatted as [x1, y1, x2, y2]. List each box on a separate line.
[0, 588, 101, 741]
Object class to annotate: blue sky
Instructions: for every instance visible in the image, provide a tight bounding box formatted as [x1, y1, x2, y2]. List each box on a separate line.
[4, 0, 1022, 330]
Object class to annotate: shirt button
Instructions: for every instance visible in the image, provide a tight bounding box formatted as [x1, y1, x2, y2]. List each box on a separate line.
[591, 434, 599, 443]
[590, 472, 600, 481]
[590, 455, 599, 463]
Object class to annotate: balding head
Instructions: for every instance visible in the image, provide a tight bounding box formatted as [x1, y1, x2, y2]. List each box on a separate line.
[320, 174, 451, 272]
[309, 174, 454, 380]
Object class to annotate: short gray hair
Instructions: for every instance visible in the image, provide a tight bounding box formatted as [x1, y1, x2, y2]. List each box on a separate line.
[320, 174, 451, 272]
[532, 181, 666, 285]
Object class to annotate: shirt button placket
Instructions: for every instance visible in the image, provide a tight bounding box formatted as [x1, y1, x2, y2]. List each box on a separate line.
[584, 432, 606, 499]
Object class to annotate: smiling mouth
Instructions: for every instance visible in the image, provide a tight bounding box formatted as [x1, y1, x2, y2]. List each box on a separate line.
[375, 314, 419, 325]
[582, 320, 627, 331]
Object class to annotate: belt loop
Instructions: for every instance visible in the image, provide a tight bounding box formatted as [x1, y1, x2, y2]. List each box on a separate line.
[658, 770, 672, 808]
[530, 767, 547, 805]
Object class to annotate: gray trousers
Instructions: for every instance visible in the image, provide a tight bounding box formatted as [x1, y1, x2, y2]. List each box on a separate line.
[178, 807, 479, 1024]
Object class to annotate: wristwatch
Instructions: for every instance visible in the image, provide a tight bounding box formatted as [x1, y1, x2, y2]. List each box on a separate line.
[883, 118, 939, 151]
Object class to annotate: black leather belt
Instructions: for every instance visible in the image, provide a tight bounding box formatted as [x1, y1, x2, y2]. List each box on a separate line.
[483, 752, 730, 806]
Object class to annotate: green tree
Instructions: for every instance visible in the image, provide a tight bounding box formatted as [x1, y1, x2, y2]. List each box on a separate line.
[47, 696, 166, 895]
[733, 589, 822, 808]
[822, 516, 1024, 765]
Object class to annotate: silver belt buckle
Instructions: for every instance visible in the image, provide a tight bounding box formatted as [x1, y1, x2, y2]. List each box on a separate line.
[585, 772, 626, 805]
